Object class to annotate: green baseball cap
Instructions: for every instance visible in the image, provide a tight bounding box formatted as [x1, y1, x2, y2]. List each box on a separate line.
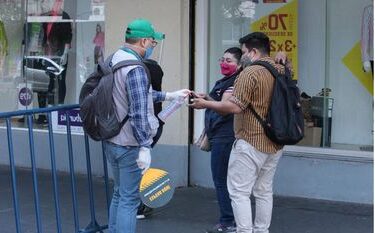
[125, 18, 165, 40]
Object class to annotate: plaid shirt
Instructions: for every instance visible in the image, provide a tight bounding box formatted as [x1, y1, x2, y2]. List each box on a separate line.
[126, 66, 165, 147]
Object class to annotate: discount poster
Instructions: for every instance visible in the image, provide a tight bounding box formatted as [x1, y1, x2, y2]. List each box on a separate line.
[251, 0, 298, 79]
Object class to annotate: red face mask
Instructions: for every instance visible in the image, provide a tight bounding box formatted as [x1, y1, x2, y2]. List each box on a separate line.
[220, 63, 238, 76]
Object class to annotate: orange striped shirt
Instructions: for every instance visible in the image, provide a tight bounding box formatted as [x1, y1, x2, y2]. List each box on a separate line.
[230, 57, 284, 154]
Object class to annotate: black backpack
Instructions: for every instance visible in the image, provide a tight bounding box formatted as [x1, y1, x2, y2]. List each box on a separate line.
[79, 53, 150, 141]
[249, 61, 304, 145]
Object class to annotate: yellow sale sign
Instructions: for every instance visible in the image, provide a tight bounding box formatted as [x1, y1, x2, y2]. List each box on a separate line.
[251, 0, 298, 79]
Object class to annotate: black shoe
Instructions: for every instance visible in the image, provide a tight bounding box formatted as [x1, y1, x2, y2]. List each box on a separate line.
[36, 116, 48, 125]
[206, 224, 236, 233]
[136, 204, 153, 219]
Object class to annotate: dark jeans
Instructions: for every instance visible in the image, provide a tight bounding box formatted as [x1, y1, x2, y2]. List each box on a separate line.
[210, 140, 235, 226]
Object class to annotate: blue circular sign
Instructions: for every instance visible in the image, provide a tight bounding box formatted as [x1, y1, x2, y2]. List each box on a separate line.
[139, 168, 175, 208]
[18, 87, 33, 106]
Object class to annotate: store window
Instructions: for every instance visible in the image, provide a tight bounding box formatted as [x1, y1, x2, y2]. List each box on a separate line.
[207, 0, 373, 152]
[0, 0, 105, 129]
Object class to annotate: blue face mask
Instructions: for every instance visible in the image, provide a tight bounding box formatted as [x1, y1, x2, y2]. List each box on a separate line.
[144, 46, 154, 59]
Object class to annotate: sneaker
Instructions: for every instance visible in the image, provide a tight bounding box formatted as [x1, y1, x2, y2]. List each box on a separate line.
[136, 204, 153, 219]
[206, 223, 236, 233]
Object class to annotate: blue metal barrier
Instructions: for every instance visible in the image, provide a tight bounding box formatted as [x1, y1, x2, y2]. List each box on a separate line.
[1, 104, 109, 233]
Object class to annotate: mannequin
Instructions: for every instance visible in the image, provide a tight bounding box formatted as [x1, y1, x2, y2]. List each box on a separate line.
[37, 0, 72, 124]
[93, 24, 104, 64]
[361, 1, 373, 74]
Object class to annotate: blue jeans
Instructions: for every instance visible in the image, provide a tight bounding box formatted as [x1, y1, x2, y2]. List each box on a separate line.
[103, 141, 142, 233]
[210, 140, 235, 226]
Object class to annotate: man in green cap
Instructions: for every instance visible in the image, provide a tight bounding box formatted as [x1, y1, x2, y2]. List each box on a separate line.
[103, 18, 190, 233]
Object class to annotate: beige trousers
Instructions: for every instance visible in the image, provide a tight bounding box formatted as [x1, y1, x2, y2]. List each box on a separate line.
[227, 139, 282, 233]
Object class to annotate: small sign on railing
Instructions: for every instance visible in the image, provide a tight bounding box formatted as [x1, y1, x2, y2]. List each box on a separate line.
[52, 109, 84, 134]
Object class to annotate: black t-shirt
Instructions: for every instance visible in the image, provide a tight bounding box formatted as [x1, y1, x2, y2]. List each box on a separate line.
[143, 59, 164, 115]
[41, 11, 72, 56]
[205, 72, 239, 143]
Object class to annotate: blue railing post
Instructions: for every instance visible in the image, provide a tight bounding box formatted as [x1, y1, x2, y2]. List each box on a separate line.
[6, 118, 21, 233]
[65, 111, 80, 232]
[1, 104, 109, 233]
[102, 142, 111, 215]
[47, 112, 62, 233]
[27, 114, 43, 233]
[79, 135, 105, 233]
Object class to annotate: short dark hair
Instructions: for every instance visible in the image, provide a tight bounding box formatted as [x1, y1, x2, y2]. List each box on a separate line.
[125, 37, 141, 44]
[224, 47, 243, 63]
[239, 32, 270, 55]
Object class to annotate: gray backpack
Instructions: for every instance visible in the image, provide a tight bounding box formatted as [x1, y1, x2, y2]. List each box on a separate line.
[79, 53, 150, 141]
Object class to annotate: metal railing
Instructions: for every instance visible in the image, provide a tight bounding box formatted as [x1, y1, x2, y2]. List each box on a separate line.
[1, 104, 110, 233]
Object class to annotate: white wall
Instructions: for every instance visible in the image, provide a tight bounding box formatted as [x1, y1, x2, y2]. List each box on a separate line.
[106, 0, 190, 146]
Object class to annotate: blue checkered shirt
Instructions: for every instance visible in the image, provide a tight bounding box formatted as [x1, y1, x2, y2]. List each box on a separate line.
[126, 66, 165, 147]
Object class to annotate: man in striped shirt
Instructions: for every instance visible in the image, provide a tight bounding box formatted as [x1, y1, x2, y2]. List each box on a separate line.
[190, 32, 285, 233]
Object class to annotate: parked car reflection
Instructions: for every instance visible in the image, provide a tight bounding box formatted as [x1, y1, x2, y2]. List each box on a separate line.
[23, 56, 64, 93]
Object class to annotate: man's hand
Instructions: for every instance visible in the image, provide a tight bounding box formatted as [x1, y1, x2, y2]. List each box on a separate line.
[190, 91, 207, 99]
[363, 61, 371, 73]
[137, 147, 151, 174]
[274, 51, 287, 65]
[189, 97, 208, 109]
[190, 97, 242, 114]
[165, 89, 191, 101]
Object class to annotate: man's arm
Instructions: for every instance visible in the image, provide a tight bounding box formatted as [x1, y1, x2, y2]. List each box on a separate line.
[190, 97, 242, 115]
[274, 51, 294, 76]
[152, 90, 166, 103]
[153, 89, 191, 103]
[126, 66, 153, 148]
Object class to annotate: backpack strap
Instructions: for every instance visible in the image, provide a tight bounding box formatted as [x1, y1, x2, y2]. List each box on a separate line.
[111, 59, 152, 90]
[252, 60, 292, 81]
[248, 103, 267, 127]
[109, 56, 152, 127]
[251, 60, 280, 79]
[120, 115, 130, 127]
[247, 60, 281, 127]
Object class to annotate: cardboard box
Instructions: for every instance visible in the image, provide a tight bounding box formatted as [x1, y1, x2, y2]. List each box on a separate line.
[297, 126, 322, 147]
